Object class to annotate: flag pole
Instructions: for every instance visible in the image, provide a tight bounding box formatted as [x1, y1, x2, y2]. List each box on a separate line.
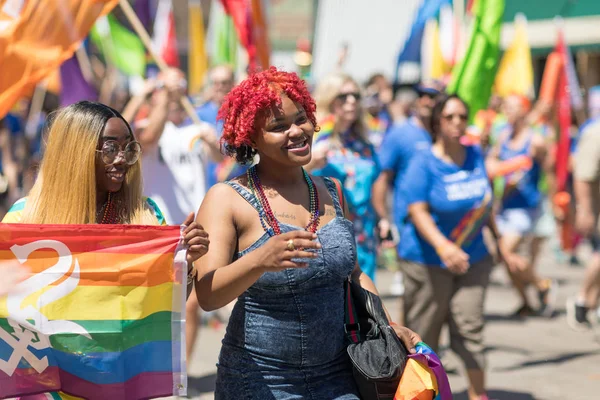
[75, 45, 95, 84]
[24, 82, 48, 140]
[118, 0, 202, 124]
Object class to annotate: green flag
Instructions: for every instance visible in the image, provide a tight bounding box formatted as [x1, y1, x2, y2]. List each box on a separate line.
[447, 0, 505, 121]
[213, 11, 238, 67]
[90, 15, 146, 76]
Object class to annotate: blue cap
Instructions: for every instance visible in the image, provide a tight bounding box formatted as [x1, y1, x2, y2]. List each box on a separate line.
[415, 80, 444, 96]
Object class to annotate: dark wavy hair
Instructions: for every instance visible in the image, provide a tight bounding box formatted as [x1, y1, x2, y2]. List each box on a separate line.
[217, 67, 319, 164]
[429, 93, 470, 141]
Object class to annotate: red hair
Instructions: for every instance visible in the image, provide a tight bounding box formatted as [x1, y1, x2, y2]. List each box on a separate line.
[217, 67, 318, 163]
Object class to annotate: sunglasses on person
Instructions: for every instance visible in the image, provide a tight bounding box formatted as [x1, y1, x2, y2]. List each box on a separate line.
[96, 140, 142, 165]
[441, 113, 468, 122]
[335, 92, 361, 103]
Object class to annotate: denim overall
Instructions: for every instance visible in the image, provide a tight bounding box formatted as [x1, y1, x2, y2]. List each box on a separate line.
[215, 177, 361, 399]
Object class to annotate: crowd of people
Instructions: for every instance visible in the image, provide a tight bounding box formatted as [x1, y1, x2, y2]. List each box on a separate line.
[1, 62, 600, 400]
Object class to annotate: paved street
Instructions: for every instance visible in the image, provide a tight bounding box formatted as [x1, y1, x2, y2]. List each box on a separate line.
[174, 240, 600, 400]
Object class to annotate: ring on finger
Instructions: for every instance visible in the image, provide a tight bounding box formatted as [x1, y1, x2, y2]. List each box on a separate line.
[286, 239, 296, 251]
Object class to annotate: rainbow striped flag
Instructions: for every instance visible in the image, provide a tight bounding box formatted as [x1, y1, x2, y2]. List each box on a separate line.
[0, 224, 187, 399]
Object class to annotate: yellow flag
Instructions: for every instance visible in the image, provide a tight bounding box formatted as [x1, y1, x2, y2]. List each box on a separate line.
[188, 0, 208, 95]
[494, 13, 533, 97]
[430, 20, 451, 80]
[422, 19, 451, 81]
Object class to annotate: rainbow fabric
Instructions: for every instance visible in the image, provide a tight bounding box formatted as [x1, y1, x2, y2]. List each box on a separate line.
[315, 115, 336, 142]
[0, 224, 187, 399]
[450, 190, 493, 248]
[395, 342, 452, 400]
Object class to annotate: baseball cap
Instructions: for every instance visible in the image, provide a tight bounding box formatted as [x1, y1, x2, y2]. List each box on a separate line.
[415, 80, 444, 97]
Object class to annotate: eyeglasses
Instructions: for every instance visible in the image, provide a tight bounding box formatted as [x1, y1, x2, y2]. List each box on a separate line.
[213, 79, 233, 86]
[441, 113, 468, 122]
[96, 140, 142, 165]
[335, 92, 361, 103]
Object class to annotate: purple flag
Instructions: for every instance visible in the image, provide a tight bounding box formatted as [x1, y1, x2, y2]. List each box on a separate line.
[135, 0, 152, 32]
[59, 55, 98, 107]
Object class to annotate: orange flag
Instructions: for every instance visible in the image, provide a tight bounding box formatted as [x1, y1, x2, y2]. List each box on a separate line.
[0, 0, 119, 118]
[251, 0, 270, 70]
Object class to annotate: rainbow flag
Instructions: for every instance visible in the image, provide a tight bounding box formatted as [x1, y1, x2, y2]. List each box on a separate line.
[0, 224, 187, 399]
[395, 342, 452, 400]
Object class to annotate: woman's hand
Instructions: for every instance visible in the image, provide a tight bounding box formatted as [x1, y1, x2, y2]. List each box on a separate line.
[254, 230, 321, 272]
[0, 261, 29, 297]
[308, 145, 328, 171]
[182, 213, 210, 266]
[391, 323, 422, 354]
[437, 242, 470, 274]
[576, 208, 596, 238]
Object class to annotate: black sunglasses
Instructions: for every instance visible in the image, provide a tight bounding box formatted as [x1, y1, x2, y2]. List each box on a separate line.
[442, 113, 468, 122]
[96, 140, 142, 165]
[335, 92, 361, 103]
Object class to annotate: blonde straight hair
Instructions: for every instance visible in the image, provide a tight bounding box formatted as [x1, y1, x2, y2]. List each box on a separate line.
[21, 101, 158, 225]
[312, 72, 369, 142]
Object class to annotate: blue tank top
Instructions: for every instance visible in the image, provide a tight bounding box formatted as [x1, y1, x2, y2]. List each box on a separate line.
[498, 129, 541, 209]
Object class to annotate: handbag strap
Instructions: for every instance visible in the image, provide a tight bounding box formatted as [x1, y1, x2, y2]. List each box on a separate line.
[334, 178, 359, 342]
[344, 278, 361, 343]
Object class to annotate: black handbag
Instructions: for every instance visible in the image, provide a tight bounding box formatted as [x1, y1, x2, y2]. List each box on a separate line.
[331, 177, 408, 399]
[344, 277, 409, 399]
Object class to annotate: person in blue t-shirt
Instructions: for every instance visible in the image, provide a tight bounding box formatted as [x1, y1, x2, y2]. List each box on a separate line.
[372, 83, 439, 295]
[373, 84, 439, 236]
[193, 65, 247, 187]
[400, 94, 522, 400]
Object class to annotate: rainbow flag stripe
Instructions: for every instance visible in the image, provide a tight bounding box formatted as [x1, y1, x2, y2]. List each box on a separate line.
[0, 224, 187, 400]
[450, 190, 493, 248]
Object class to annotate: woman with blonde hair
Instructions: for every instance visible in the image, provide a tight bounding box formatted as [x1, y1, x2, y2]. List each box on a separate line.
[5, 101, 160, 225]
[2, 101, 209, 397]
[307, 72, 380, 281]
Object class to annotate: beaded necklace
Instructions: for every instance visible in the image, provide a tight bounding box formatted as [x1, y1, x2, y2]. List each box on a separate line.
[97, 192, 119, 224]
[247, 166, 320, 235]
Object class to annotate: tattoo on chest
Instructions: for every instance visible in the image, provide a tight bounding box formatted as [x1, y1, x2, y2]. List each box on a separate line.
[275, 211, 296, 221]
[325, 208, 336, 217]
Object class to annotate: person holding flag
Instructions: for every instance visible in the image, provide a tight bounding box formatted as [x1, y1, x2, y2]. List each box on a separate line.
[1, 100, 210, 398]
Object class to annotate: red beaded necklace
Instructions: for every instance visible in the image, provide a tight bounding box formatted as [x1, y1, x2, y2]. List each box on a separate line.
[98, 192, 119, 224]
[247, 166, 320, 234]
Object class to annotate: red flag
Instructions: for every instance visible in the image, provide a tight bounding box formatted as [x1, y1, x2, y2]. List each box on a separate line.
[220, 0, 270, 72]
[466, 0, 476, 15]
[555, 28, 571, 192]
[153, 0, 179, 67]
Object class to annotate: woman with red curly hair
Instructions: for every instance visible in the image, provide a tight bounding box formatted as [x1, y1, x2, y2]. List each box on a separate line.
[192, 67, 421, 399]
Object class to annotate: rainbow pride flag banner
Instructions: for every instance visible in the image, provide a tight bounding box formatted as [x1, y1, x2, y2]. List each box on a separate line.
[0, 224, 187, 399]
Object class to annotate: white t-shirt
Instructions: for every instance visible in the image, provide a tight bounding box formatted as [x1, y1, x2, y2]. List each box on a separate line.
[142, 122, 207, 225]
